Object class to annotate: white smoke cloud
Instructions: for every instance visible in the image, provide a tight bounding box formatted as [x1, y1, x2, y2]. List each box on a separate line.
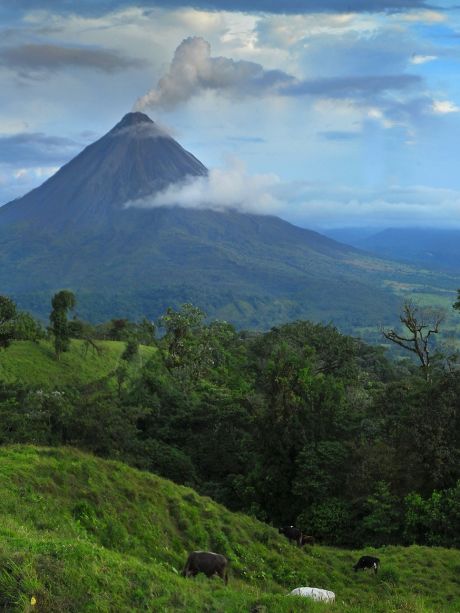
[134, 36, 294, 110]
[125, 160, 460, 229]
[126, 158, 283, 213]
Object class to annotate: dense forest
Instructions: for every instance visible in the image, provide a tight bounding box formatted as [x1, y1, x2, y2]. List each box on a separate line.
[0, 292, 459, 550]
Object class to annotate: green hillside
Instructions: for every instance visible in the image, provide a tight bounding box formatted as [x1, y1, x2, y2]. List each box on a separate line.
[0, 340, 155, 387]
[0, 446, 458, 612]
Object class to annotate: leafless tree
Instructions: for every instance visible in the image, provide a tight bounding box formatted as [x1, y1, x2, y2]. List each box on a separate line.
[382, 301, 445, 381]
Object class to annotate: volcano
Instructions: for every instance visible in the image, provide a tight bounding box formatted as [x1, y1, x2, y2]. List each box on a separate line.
[0, 112, 400, 328]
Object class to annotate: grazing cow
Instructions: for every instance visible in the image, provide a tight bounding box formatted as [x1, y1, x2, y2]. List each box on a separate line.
[300, 534, 315, 546]
[278, 526, 303, 547]
[182, 551, 228, 584]
[353, 555, 380, 574]
[289, 587, 335, 603]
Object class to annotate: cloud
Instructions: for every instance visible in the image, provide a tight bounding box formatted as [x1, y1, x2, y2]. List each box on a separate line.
[135, 36, 423, 112]
[0, 132, 81, 165]
[319, 131, 361, 141]
[134, 36, 294, 110]
[282, 74, 421, 100]
[124, 159, 460, 229]
[432, 100, 460, 113]
[125, 158, 282, 213]
[5, 0, 434, 17]
[0, 43, 144, 75]
[410, 54, 438, 64]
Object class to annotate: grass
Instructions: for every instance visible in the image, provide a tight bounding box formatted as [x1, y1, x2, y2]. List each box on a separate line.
[0, 340, 155, 387]
[0, 446, 457, 612]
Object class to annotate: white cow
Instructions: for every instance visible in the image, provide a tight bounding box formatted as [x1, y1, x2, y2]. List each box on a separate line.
[289, 587, 335, 603]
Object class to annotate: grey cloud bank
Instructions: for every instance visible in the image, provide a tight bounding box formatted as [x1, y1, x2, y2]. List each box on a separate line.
[2, 0, 433, 17]
[0, 132, 81, 165]
[0, 44, 144, 74]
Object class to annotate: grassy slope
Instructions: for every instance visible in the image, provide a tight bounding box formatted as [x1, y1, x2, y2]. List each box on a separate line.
[0, 446, 458, 612]
[0, 340, 155, 387]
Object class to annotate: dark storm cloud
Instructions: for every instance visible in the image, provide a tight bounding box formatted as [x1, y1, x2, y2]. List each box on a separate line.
[0, 0, 435, 18]
[0, 44, 145, 74]
[0, 132, 81, 165]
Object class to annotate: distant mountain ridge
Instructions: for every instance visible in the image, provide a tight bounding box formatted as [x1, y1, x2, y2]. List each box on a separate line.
[324, 227, 460, 272]
[0, 112, 408, 328]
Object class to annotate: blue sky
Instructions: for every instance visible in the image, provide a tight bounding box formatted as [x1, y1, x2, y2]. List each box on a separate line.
[1, 0, 460, 228]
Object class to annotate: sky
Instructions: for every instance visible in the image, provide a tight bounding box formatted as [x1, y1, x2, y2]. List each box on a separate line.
[1, 0, 460, 229]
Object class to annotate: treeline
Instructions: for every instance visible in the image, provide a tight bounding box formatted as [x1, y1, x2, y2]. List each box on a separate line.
[0, 295, 459, 549]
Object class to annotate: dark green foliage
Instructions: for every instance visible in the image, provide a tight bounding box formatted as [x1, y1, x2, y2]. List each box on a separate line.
[0, 295, 17, 349]
[0, 303, 459, 550]
[49, 290, 76, 359]
[121, 339, 139, 362]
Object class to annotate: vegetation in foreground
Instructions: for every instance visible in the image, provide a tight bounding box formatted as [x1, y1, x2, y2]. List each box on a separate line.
[0, 295, 459, 551]
[0, 445, 458, 612]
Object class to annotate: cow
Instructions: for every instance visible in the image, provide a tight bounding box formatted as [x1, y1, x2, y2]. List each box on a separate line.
[182, 551, 229, 584]
[289, 587, 335, 603]
[353, 555, 380, 574]
[300, 534, 315, 546]
[278, 526, 303, 547]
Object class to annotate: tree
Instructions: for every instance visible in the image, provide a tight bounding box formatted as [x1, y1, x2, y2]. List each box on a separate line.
[49, 290, 76, 359]
[0, 295, 17, 350]
[382, 301, 444, 381]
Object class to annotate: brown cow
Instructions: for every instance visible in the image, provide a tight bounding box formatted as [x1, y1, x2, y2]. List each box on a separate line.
[182, 551, 229, 584]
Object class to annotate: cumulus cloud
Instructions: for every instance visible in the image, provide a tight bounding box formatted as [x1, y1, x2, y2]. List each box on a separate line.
[134, 36, 294, 110]
[0, 43, 144, 75]
[124, 159, 460, 228]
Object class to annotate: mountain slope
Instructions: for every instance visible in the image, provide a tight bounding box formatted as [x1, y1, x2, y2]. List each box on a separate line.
[0, 112, 422, 328]
[0, 445, 458, 612]
[0, 112, 207, 230]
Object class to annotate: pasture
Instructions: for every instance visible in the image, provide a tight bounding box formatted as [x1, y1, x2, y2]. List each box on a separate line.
[0, 446, 457, 611]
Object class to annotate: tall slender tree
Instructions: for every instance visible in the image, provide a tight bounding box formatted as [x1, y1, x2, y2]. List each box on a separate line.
[49, 290, 76, 359]
[0, 295, 17, 350]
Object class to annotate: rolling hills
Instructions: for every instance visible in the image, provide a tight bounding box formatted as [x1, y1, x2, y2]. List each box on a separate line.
[0, 445, 458, 612]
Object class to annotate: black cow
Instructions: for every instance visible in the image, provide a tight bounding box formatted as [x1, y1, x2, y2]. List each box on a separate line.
[279, 526, 303, 547]
[353, 555, 380, 574]
[182, 551, 229, 584]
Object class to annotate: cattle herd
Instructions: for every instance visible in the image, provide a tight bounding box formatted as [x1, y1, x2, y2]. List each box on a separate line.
[181, 525, 381, 604]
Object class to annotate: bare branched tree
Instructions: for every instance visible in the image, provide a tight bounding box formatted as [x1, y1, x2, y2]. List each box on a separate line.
[382, 301, 445, 381]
